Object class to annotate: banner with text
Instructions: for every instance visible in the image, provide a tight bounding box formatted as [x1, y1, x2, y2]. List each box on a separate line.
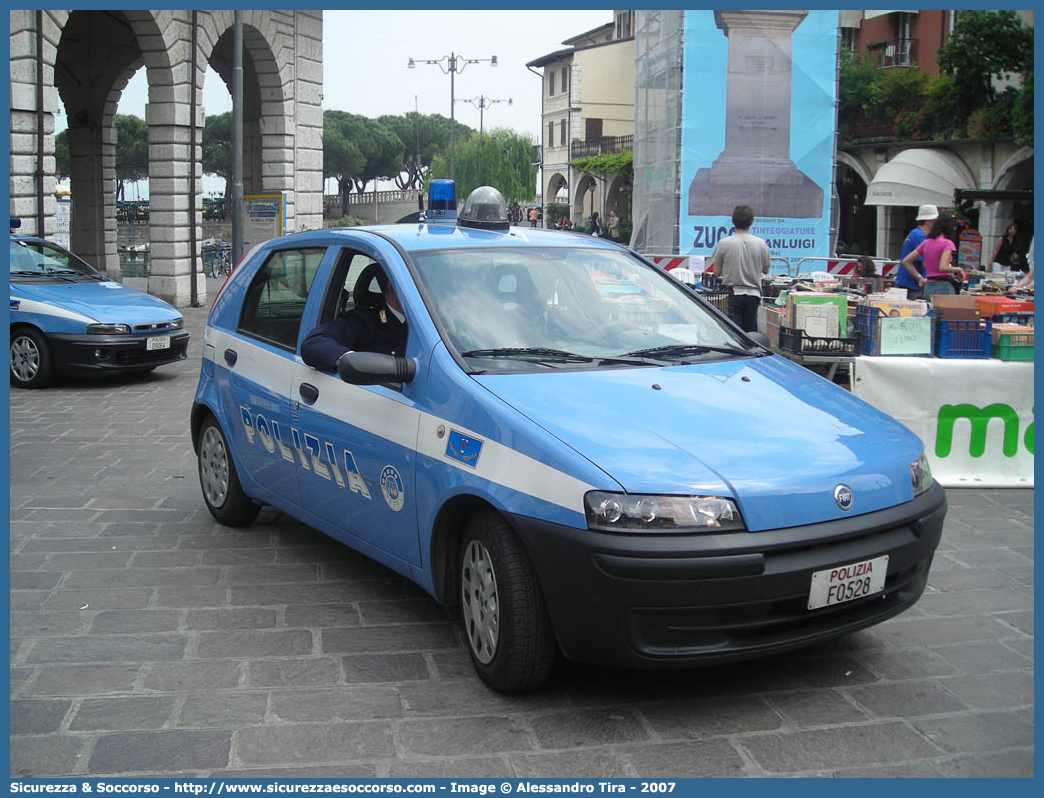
[679, 10, 837, 271]
[852, 356, 1034, 487]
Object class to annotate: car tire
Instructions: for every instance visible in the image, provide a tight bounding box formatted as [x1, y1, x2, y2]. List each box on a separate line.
[459, 509, 556, 692]
[197, 416, 261, 527]
[10, 327, 55, 389]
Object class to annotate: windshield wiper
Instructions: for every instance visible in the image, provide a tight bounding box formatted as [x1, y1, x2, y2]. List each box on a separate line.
[622, 343, 756, 360]
[12, 269, 74, 282]
[460, 347, 595, 363]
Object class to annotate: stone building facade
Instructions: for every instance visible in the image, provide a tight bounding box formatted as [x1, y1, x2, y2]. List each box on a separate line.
[9, 10, 324, 307]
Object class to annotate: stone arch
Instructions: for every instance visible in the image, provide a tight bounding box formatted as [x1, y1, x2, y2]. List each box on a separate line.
[984, 147, 1035, 258]
[605, 174, 632, 223]
[10, 10, 323, 307]
[572, 173, 599, 227]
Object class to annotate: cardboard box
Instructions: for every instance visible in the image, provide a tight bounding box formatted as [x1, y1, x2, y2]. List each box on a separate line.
[867, 298, 929, 318]
[930, 294, 981, 321]
[786, 292, 847, 338]
[763, 305, 784, 347]
[992, 323, 1034, 344]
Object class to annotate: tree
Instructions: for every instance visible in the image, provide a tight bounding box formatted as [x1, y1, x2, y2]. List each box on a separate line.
[427, 128, 536, 204]
[54, 130, 70, 182]
[201, 112, 233, 218]
[114, 114, 149, 202]
[377, 112, 475, 189]
[323, 110, 404, 216]
[938, 10, 1034, 120]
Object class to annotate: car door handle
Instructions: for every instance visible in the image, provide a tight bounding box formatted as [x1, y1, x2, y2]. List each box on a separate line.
[299, 383, 319, 403]
[223, 349, 237, 366]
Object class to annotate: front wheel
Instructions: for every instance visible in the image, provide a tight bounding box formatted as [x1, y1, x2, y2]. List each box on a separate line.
[459, 510, 556, 692]
[197, 416, 260, 527]
[10, 327, 54, 389]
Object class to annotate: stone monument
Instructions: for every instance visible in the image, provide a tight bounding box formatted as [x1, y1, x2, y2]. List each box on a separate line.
[688, 9, 823, 218]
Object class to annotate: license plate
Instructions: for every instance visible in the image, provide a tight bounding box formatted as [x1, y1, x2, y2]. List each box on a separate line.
[146, 336, 170, 351]
[808, 555, 888, 610]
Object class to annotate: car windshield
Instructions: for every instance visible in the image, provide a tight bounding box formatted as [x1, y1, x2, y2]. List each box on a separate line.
[409, 246, 761, 372]
[10, 239, 106, 282]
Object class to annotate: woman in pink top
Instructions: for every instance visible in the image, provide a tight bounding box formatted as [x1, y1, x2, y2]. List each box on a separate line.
[901, 211, 964, 297]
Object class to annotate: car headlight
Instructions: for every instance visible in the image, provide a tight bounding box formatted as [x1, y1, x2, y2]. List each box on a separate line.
[87, 323, 131, 335]
[910, 453, 933, 496]
[170, 317, 184, 329]
[584, 491, 745, 533]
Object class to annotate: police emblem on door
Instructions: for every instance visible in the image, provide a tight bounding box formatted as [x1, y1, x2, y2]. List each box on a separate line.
[380, 465, 405, 512]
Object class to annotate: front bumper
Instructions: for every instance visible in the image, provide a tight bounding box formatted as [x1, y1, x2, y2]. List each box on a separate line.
[513, 482, 946, 669]
[47, 329, 190, 374]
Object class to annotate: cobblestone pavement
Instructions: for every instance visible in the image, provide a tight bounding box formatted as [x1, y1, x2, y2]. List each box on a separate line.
[9, 283, 1034, 778]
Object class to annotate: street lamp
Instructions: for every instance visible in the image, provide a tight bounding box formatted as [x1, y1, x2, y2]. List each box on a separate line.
[456, 95, 512, 136]
[408, 53, 497, 180]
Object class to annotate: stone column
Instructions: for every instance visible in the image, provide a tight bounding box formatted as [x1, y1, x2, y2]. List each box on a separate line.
[688, 10, 823, 219]
[146, 100, 203, 307]
[66, 125, 119, 277]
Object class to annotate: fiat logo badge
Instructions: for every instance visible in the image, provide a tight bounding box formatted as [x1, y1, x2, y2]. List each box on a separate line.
[834, 485, 853, 511]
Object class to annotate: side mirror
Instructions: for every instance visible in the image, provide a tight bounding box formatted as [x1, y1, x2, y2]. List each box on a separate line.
[337, 351, 416, 385]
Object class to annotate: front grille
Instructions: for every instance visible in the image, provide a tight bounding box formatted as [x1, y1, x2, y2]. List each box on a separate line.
[133, 321, 176, 332]
[114, 338, 189, 366]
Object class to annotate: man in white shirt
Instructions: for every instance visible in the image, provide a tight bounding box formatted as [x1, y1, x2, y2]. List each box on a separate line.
[707, 204, 771, 332]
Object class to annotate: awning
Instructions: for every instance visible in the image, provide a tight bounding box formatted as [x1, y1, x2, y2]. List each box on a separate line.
[865, 149, 977, 208]
[863, 11, 917, 20]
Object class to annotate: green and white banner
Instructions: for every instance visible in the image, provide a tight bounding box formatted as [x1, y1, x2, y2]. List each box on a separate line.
[852, 357, 1034, 487]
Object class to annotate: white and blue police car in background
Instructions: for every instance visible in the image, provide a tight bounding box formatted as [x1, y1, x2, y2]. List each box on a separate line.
[10, 220, 188, 389]
[192, 183, 946, 692]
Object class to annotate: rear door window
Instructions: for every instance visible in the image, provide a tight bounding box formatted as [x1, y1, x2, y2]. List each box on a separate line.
[237, 248, 325, 350]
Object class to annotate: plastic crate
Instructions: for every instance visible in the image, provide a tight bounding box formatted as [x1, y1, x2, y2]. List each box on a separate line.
[936, 318, 992, 359]
[697, 286, 732, 315]
[854, 305, 935, 356]
[992, 332, 1034, 361]
[990, 311, 1034, 326]
[777, 326, 860, 356]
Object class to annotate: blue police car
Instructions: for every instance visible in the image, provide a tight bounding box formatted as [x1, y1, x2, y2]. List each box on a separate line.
[10, 222, 189, 388]
[192, 183, 946, 692]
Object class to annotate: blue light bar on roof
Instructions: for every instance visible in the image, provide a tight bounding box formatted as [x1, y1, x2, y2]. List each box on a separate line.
[427, 180, 457, 225]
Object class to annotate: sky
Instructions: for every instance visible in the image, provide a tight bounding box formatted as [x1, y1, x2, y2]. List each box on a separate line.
[59, 9, 613, 197]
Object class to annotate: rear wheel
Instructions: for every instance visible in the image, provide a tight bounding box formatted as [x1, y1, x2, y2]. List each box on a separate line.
[10, 327, 54, 389]
[197, 416, 260, 526]
[459, 509, 556, 692]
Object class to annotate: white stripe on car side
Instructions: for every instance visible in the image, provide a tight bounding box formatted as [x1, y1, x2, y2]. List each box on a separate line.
[205, 327, 595, 515]
[11, 297, 96, 324]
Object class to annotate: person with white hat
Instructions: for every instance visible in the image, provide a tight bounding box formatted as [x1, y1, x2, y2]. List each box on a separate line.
[895, 204, 938, 299]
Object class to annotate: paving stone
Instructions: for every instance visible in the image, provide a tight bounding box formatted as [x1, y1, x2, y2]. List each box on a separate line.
[916, 587, 1034, 616]
[10, 571, 64, 590]
[357, 599, 453, 624]
[388, 758, 511, 778]
[69, 695, 177, 731]
[153, 587, 230, 607]
[283, 603, 361, 627]
[44, 588, 153, 611]
[45, 551, 134, 569]
[766, 689, 870, 727]
[398, 679, 567, 716]
[528, 708, 649, 749]
[855, 647, 958, 680]
[185, 608, 279, 630]
[10, 698, 72, 734]
[62, 567, 221, 588]
[638, 694, 781, 739]
[870, 615, 1014, 647]
[510, 748, 635, 778]
[913, 711, 1034, 753]
[832, 762, 945, 777]
[230, 583, 386, 606]
[401, 716, 532, 756]
[10, 734, 86, 777]
[201, 549, 277, 566]
[131, 551, 202, 567]
[931, 640, 1033, 674]
[738, 721, 941, 773]
[28, 664, 143, 696]
[26, 634, 189, 664]
[342, 652, 431, 683]
[221, 563, 321, 585]
[997, 611, 1033, 635]
[247, 658, 342, 688]
[626, 739, 748, 778]
[88, 729, 233, 773]
[89, 609, 184, 634]
[178, 692, 269, 727]
[10, 611, 88, 636]
[269, 686, 402, 721]
[233, 721, 394, 766]
[936, 749, 1034, 778]
[847, 680, 968, 717]
[142, 660, 244, 692]
[212, 766, 378, 778]
[936, 672, 1034, 709]
[197, 630, 313, 658]
[10, 591, 53, 611]
[321, 623, 459, 654]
